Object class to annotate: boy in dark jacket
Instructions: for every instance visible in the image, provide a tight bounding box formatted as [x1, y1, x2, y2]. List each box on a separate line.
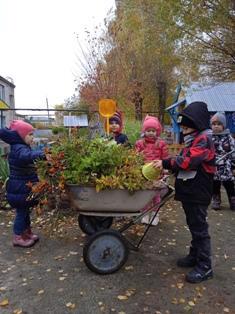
[0, 120, 45, 248]
[153, 102, 215, 283]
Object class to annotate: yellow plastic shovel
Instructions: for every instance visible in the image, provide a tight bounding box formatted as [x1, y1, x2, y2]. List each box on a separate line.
[98, 99, 117, 136]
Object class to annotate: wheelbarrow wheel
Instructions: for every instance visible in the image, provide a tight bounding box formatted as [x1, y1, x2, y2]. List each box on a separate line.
[83, 229, 129, 274]
[78, 214, 113, 235]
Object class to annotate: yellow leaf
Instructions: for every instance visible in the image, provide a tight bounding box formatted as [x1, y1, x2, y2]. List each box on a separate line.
[0, 299, 9, 306]
[224, 254, 229, 260]
[69, 251, 78, 255]
[38, 289, 44, 295]
[176, 282, 184, 289]
[66, 302, 76, 309]
[188, 301, 195, 306]
[179, 298, 185, 304]
[125, 265, 134, 271]
[13, 309, 23, 314]
[171, 298, 178, 304]
[117, 295, 128, 300]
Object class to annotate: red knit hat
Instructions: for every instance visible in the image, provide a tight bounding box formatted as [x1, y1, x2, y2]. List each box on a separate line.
[109, 111, 123, 126]
[10, 120, 34, 140]
[142, 115, 162, 136]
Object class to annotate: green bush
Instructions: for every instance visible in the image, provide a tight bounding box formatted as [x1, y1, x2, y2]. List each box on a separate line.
[124, 119, 142, 146]
[0, 156, 9, 183]
[52, 126, 67, 135]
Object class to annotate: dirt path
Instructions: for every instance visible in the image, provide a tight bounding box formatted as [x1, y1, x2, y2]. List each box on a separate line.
[0, 192, 234, 314]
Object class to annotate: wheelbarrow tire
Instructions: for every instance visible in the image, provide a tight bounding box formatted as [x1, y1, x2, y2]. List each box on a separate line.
[83, 229, 129, 274]
[78, 214, 113, 235]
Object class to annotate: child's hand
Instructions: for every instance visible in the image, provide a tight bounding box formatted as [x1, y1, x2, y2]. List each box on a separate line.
[152, 160, 163, 169]
[46, 154, 52, 162]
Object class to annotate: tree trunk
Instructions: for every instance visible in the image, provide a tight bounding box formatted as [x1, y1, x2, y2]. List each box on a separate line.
[157, 81, 166, 124]
[133, 90, 143, 121]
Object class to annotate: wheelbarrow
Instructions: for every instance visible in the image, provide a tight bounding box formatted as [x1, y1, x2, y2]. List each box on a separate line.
[67, 181, 174, 274]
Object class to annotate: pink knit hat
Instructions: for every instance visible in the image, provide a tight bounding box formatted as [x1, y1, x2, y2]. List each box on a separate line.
[10, 120, 34, 139]
[142, 115, 162, 136]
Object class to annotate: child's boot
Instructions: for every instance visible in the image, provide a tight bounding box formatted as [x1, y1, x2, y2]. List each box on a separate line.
[185, 265, 213, 283]
[229, 196, 235, 210]
[211, 194, 221, 210]
[13, 234, 35, 248]
[177, 247, 197, 267]
[25, 228, 39, 242]
[149, 212, 159, 226]
[141, 213, 150, 224]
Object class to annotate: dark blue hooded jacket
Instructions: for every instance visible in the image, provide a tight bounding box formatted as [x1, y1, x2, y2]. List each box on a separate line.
[0, 128, 45, 209]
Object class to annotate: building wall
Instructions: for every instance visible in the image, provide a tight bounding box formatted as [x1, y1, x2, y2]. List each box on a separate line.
[0, 76, 15, 155]
[0, 76, 15, 128]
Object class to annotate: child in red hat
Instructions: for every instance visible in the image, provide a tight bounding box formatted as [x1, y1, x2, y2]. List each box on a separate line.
[135, 115, 169, 225]
[0, 120, 45, 248]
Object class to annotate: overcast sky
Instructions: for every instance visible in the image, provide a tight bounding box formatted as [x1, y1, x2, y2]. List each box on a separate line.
[0, 0, 115, 111]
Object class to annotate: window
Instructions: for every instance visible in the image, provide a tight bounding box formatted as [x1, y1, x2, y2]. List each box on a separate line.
[0, 115, 6, 128]
[0, 84, 5, 101]
[10, 94, 14, 107]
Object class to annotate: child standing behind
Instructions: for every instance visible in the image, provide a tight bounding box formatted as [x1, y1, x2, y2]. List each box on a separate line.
[211, 112, 235, 210]
[109, 111, 129, 145]
[135, 115, 169, 225]
[0, 120, 45, 248]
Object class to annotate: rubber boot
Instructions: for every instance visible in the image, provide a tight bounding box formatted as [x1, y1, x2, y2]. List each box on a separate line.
[13, 234, 35, 248]
[211, 194, 221, 210]
[25, 228, 39, 242]
[177, 247, 197, 268]
[229, 196, 235, 211]
[186, 266, 213, 283]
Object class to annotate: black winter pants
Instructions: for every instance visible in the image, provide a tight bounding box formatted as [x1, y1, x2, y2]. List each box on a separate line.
[182, 202, 212, 269]
[213, 180, 235, 198]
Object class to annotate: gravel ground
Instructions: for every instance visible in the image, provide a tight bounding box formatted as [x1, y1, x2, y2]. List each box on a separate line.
[0, 190, 234, 314]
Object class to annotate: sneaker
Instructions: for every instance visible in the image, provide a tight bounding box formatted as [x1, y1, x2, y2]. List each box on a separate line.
[25, 228, 39, 242]
[229, 196, 235, 211]
[149, 212, 159, 226]
[141, 214, 150, 224]
[185, 266, 213, 283]
[211, 194, 221, 210]
[177, 255, 197, 268]
[13, 234, 35, 248]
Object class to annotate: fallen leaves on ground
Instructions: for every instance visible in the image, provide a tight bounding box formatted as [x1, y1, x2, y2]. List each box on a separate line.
[0, 299, 9, 306]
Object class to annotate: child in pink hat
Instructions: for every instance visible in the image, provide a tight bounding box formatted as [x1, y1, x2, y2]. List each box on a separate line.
[135, 115, 169, 225]
[0, 120, 45, 248]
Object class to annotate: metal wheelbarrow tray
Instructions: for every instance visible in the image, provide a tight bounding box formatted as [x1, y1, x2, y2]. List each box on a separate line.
[67, 184, 158, 215]
[66, 183, 175, 275]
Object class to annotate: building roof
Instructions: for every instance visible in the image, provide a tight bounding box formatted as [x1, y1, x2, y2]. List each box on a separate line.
[0, 75, 15, 88]
[185, 82, 235, 112]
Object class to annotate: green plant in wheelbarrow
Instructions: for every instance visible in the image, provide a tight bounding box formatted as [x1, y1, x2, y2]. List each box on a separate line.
[31, 137, 171, 274]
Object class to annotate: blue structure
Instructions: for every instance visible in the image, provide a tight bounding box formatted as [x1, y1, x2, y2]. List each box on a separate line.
[166, 82, 235, 142]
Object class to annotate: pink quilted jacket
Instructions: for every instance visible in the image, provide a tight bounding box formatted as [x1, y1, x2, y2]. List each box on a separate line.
[135, 137, 169, 162]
